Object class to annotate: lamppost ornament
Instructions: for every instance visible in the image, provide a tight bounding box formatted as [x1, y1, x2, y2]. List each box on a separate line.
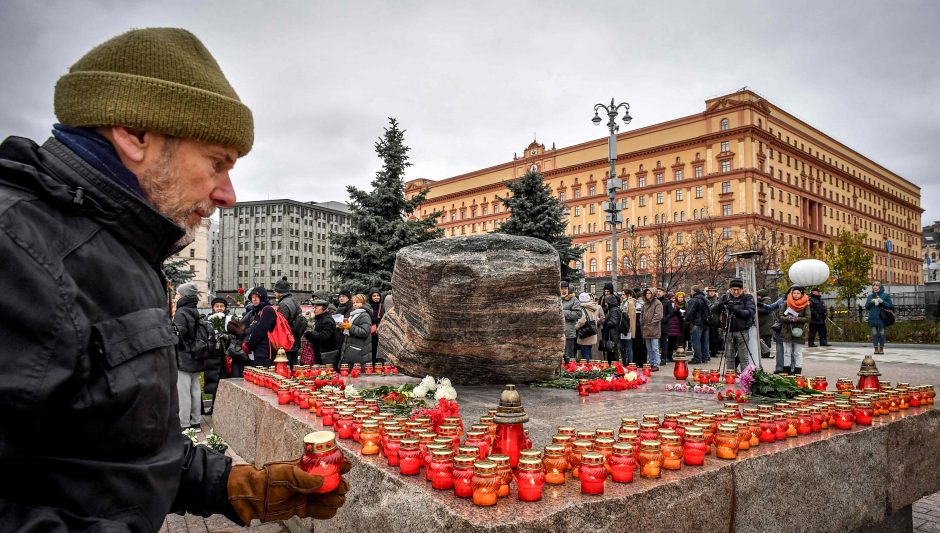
[592, 97, 632, 291]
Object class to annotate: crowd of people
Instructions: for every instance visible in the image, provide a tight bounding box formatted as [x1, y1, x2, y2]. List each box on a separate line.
[173, 277, 392, 431]
[560, 278, 896, 375]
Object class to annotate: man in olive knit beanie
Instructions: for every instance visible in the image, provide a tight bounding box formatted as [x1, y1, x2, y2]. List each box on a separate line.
[0, 28, 348, 531]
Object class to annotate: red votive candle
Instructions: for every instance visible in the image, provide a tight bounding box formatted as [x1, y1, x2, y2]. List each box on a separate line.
[834, 404, 854, 430]
[489, 454, 513, 497]
[384, 432, 405, 467]
[515, 458, 545, 502]
[452, 455, 476, 498]
[609, 443, 636, 482]
[398, 439, 422, 475]
[429, 449, 454, 490]
[335, 410, 355, 439]
[853, 400, 874, 426]
[300, 431, 343, 494]
[683, 429, 707, 466]
[578, 452, 607, 495]
[471, 461, 499, 507]
[320, 401, 336, 426]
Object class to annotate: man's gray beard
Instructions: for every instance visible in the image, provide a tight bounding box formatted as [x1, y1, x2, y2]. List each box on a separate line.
[138, 150, 214, 250]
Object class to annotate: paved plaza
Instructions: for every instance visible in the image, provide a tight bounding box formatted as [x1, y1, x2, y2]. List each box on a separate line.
[162, 342, 940, 532]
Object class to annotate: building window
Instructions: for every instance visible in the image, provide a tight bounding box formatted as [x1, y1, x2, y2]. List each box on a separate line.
[722, 227, 732, 239]
[656, 192, 664, 204]
[638, 176, 646, 187]
[588, 185, 596, 196]
[720, 141, 730, 152]
[695, 186, 703, 199]
[675, 169, 683, 181]
[639, 236, 647, 247]
[558, 192, 566, 202]
[606, 241, 612, 252]
[677, 232, 684, 244]
[676, 189, 684, 201]
[722, 204, 732, 216]
[720, 160, 731, 173]
[589, 259, 597, 272]
[680, 211, 686, 221]
[573, 206, 581, 216]
[720, 118, 729, 131]
[721, 181, 731, 194]
[655, 173, 664, 184]
[606, 258, 613, 271]
[189, 248, 195, 258]
[640, 255, 648, 269]
[694, 166, 703, 179]
[639, 196, 646, 207]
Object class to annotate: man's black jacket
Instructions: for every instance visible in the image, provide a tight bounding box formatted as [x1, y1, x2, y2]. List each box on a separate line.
[0, 137, 231, 532]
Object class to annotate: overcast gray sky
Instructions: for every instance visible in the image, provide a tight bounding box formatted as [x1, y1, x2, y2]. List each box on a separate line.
[2, 1, 939, 227]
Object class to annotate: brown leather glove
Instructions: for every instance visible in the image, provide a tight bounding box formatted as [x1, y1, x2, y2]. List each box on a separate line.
[227, 458, 352, 524]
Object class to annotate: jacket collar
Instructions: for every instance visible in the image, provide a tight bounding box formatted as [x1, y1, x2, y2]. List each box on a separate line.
[0, 136, 186, 265]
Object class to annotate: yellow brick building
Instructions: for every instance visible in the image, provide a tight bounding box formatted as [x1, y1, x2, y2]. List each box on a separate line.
[406, 89, 923, 290]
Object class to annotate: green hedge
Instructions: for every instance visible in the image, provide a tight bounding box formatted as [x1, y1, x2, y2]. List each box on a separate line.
[827, 320, 940, 344]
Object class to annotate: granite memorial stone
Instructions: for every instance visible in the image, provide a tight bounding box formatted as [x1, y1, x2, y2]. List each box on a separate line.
[378, 233, 564, 384]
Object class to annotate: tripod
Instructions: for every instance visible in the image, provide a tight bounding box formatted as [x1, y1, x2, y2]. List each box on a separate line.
[716, 299, 759, 376]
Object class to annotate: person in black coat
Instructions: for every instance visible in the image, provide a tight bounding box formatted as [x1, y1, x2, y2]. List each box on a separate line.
[304, 300, 338, 365]
[600, 294, 622, 363]
[808, 288, 829, 347]
[367, 288, 385, 364]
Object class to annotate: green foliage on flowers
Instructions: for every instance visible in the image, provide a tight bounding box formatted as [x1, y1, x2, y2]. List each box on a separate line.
[528, 368, 616, 390]
[749, 369, 823, 400]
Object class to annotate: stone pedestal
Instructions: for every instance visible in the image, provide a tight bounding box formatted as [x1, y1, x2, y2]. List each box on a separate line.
[213, 378, 940, 532]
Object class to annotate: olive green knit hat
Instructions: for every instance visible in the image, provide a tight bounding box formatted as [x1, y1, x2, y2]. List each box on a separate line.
[54, 28, 253, 156]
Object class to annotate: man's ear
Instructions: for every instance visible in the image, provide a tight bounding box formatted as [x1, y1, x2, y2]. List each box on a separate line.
[98, 126, 151, 166]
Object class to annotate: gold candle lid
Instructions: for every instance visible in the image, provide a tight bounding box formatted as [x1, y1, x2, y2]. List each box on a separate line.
[433, 437, 454, 446]
[479, 415, 494, 424]
[544, 444, 566, 456]
[361, 421, 379, 430]
[474, 460, 497, 475]
[520, 449, 542, 460]
[683, 428, 704, 441]
[386, 431, 406, 442]
[425, 443, 447, 454]
[400, 438, 419, 450]
[580, 452, 604, 465]
[457, 446, 478, 457]
[612, 442, 634, 455]
[438, 425, 458, 436]
[661, 434, 681, 445]
[493, 384, 529, 424]
[639, 440, 661, 452]
[576, 431, 596, 441]
[518, 457, 543, 471]
[454, 455, 477, 468]
[620, 418, 639, 427]
[596, 428, 615, 438]
[717, 424, 738, 435]
[488, 454, 510, 467]
[552, 434, 573, 444]
[572, 439, 593, 452]
[470, 424, 488, 433]
[417, 432, 437, 441]
[465, 430, 486, 439]
[303, 431, 336, 454]
[558, 426, 576, 435]
[594, 437, 615, 449]
[431, 448, 454, 460]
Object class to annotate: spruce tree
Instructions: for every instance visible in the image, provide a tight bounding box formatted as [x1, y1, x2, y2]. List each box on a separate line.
[331, 118, 442, 293]
[498, 169, 583, 281]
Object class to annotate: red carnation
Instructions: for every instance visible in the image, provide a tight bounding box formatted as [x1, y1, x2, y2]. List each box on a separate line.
[238, 287, 245, 294]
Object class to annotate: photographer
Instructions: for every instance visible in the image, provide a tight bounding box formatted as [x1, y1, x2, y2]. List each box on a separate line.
[710, 278, 757, 372]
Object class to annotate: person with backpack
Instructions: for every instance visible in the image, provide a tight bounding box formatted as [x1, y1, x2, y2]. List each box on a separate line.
[243, 286, 276, 367]
[865, 281, 895, 355]
[339, 294, 373, 368]
[575, 292, 604, 362]
[173, 282, 209, 432]
[274, 276, 306, 369]
[808, 288, 830, 347]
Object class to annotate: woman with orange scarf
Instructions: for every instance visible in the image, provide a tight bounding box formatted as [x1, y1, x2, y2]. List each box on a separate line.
[778, 285, 811, 375]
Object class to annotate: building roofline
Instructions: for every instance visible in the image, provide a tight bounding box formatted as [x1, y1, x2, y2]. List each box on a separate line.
[223, 198, 350, 214]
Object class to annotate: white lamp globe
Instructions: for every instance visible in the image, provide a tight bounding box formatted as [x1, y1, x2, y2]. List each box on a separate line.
[788, 259, 830, 287]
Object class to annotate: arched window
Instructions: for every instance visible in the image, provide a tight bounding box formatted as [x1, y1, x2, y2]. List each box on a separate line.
[680, 211, 686, 221]
[623, 256, 630, 268]
[693, 210, 699, 220]
[676, 253, 685, 266]
[606, 258, 613, 271]
[720, 118, 729, 131]
[589, 259, 597, 272]
[639, 255, 648, 269]
[673, 211, 679, 222]
[655, 214, 660, 224]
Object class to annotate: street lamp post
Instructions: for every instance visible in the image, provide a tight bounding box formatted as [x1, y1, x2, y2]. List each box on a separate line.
[593, 98, 632, 292]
